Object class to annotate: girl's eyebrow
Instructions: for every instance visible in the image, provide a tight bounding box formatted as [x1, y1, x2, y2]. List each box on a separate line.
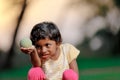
[45, 43, 51, 45]
[35, 45, 41, 48]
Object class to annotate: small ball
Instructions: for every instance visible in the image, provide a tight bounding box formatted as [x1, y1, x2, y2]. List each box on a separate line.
[20, 37, 32, 48]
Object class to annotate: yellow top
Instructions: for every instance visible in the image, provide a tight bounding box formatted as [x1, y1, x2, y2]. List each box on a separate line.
[42, 43, 80, 80]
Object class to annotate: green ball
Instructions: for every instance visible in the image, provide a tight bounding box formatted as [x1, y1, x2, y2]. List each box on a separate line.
[20, 37, 32, 48]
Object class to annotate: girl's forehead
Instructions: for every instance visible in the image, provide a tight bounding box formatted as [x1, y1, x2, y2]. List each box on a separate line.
[39, 38, 53, 41]
[36, 38, 56, 44]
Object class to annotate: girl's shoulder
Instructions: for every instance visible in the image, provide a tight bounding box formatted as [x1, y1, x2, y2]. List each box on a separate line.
[61, 43, 74, 48]
[61, 43, 80, 63]
[61, 43, 78, 51]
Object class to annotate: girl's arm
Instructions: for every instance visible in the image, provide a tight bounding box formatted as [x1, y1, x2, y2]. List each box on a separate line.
[29, 47, 41, 67]
[21, 46, 41, 67]
[69, 59, 79, 75]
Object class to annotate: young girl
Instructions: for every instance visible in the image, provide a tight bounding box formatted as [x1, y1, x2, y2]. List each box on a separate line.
[20, 22, 80, 80]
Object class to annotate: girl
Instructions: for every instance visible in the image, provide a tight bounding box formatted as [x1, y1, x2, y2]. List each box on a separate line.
[20, 22, 80, 80]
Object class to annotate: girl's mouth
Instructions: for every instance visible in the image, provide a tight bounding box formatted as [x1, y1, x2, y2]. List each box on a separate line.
[42, 54, 49, 59]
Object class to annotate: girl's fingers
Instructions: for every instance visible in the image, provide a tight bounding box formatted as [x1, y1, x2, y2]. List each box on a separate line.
[21, 48, 33, 54]
[20, 46, 37, 55]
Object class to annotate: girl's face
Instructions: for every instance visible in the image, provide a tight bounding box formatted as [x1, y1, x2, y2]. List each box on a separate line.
[35, 38, 60, 60]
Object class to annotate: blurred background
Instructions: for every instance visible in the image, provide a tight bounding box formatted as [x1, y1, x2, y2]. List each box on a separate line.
[0, 0, 120, 80]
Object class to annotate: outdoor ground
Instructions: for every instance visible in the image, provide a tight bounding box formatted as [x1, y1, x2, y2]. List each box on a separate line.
[0, 57, 120, 80]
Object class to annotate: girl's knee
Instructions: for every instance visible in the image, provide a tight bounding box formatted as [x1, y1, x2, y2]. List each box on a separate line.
[28, 67, 45, 80]
[62, 69, 78, 80]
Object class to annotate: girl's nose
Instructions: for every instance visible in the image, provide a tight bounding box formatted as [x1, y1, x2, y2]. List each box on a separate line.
[41, 47, 47, 53]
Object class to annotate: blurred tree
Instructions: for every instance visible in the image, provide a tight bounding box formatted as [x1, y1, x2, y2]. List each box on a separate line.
[2, 0, 27, 69]
[114, 0, 120, 8]
[93, 28, 118, 56]
[112, 30, 120, 55]
[76, 0, 120, 57]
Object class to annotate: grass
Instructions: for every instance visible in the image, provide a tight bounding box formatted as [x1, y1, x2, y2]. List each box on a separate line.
[78, 57, 120, 80]
[0, 57, 120, 80]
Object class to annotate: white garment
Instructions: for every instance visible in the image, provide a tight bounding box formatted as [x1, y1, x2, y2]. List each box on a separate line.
[42, 43, 80, 80]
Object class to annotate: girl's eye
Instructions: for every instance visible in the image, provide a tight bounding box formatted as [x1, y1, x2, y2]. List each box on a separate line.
[35, 45, 41, 49]
[46, 43, 51, 47]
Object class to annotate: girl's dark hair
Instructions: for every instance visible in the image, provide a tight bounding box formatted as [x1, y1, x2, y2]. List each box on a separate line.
[30, 22, 62, 45]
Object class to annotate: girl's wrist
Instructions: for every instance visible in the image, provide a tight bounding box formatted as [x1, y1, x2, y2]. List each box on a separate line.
[30, 49, 37, 56]
[29, 46, 37, 55]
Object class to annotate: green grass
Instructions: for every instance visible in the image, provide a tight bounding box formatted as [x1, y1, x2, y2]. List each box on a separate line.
[0, 57, 120, 80]
[77, 57, 120, 80]
[77, 57, 120, 69]
[0, 66, 30, 80]
[80, 67, 120, 80]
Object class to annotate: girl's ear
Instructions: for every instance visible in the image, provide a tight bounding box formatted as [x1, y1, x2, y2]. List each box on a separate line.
[56, 42, 61, 46]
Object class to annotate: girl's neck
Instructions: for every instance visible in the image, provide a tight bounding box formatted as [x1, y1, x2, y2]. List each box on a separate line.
[51, 47, 60, 60]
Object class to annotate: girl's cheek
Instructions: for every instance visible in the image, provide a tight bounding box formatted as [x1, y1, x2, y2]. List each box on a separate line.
[37, 51, 41, 57]
[37, 49, 40, 54]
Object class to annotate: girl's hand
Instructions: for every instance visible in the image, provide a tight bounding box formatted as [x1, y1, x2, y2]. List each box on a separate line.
[20, 46, 36, 55]
[21, 46, 42, 67]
